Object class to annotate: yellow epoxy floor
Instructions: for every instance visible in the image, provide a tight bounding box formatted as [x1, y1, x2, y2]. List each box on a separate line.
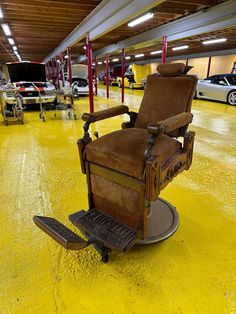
[0, 87, 236, 314]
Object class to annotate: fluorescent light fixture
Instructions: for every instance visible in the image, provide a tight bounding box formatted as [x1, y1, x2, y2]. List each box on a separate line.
[8, 38, 14, 45]
[104, 60, 109, 63]
[98, 61, 102, 65]
[202, 38, 227, 45]
[135, 53, 144, 58]
[172, 45, 189, 51]
[112, 58, 119, 62]
[13, 46, 17, 51]
[128, 12, 154, 27]
[1, 23, 11, 36]
[125, 56, 131, 60]
[150, 50, 162, 55]
[64, 55, 68, 59]
[92, 63, 95, 66]
[0, 8, 3, 19]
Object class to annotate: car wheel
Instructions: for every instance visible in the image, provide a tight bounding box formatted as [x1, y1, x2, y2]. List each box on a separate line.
[227, 90, 236, 106]
[129, 82, 134, 89]
[118, 80, 122, 88]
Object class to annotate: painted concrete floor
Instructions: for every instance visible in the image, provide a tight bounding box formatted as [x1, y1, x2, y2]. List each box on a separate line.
[0, 87, 236, 314]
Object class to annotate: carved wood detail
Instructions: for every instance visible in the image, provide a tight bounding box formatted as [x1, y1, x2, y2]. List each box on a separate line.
[145, 155, 161, 201]
[77, 139, 86, 174]
[184, 131, 195, 169]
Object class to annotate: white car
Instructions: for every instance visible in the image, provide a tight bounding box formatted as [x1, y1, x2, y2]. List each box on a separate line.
[196, 74, 236, 105]
[70, 64, 90, 97]
[4, 62, 57, 107]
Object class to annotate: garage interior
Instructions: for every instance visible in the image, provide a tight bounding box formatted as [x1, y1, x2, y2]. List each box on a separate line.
[0, 0, 236, 313]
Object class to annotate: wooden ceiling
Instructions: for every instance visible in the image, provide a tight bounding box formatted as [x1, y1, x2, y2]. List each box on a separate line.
[0, 0, 234, 64]
[0, 0, 101, 62]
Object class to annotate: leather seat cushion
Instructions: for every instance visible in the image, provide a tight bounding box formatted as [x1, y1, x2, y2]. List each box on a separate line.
[86, 128, 181, 180]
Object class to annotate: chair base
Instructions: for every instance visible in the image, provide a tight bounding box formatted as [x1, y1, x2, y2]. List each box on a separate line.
[136, 198, 179, 245]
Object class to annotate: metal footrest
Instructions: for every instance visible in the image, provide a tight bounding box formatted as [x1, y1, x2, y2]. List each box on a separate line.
[33, 216, 89, 250]
[69, 208, 137, 252]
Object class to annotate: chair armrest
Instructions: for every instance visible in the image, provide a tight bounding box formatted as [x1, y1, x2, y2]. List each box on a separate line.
[82, 105, 129, 123]
[148, 112, 193, 135]
[122, 111, 138, 129]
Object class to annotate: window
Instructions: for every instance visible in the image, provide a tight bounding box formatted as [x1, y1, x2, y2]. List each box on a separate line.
[211, 76, 227, 86]
[226, 76, 236, 86]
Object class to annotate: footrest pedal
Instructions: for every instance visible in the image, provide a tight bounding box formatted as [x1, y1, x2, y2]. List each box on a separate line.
[33, 216, 89, 250]
[69, 208, 137, 252]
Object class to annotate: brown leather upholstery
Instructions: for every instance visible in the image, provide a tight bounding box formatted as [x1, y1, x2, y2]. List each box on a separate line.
[82, 105, 129, 122]
[148, 112, 193, 135]
[135, 67, 197, 137]
[86, 128, 181, 180]
[91, 174, 141, 230]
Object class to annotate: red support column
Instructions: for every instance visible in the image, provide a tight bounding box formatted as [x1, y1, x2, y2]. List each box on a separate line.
[94, 56, 98, 96]
[106, 53, 109, 99]
[121, 48, 126, 103]
[67, 47, 72, 86]
[60, 53, 65, 87]
[161, 36, 167, 64]
[86, 32, 94, 113]
[67, 47, 74, 105]
[56, 56, 60, 89]
[52, 59, 55, 86]
[207, 56, 212, 77]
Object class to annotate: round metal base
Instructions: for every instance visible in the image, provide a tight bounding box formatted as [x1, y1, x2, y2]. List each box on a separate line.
[136, 198, 179, 245]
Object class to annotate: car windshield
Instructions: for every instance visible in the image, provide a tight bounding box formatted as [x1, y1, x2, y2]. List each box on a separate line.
[226, 76, 236, 86]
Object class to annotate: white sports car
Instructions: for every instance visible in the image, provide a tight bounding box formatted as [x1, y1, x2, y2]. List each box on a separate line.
[4, 62, 57, 107]
[196, 74, 236, 105]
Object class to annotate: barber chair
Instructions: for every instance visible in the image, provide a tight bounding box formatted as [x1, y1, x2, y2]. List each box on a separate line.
[33, 63, 197, 262]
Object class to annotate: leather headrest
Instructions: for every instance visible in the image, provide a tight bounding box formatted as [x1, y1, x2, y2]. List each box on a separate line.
[157, 63, 186, 77]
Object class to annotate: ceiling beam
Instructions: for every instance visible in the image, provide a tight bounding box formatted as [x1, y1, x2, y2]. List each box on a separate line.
[87, 0, 236, 59]
[43, 0, 166, 62]
[129, 48, 236, 66]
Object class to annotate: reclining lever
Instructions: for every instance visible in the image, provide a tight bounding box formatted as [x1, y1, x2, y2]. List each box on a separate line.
[33, 216, 89, 250]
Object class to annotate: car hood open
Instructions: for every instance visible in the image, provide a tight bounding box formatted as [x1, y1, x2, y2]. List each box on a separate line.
[7, 62, 46, 83]
[72, 64, 88, 79]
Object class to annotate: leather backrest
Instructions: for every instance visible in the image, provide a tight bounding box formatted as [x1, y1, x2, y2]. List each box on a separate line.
[135, 63, 198, 137]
